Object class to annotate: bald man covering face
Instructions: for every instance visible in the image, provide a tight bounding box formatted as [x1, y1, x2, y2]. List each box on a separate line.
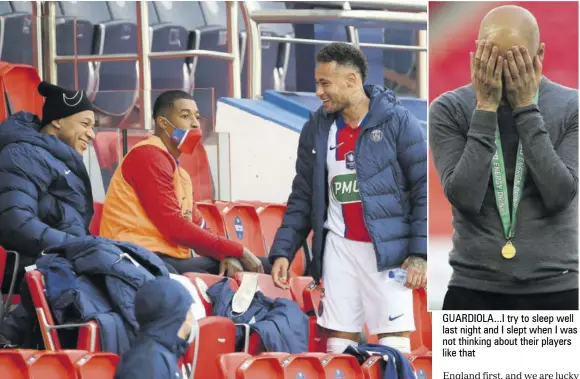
[430, 5, 578, 310]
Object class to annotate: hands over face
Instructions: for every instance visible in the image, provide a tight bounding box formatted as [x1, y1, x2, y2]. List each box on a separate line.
[503, 44, 544, 109]
[471, 40, 504, 112]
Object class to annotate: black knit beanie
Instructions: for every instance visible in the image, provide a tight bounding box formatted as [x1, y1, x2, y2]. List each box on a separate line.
[38, 81, 94, 126]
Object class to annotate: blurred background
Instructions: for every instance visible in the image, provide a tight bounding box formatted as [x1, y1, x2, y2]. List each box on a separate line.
[428, 1, 579, 310]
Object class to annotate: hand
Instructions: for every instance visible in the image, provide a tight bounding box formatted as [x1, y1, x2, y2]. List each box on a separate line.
[471, 40, 504, 112]
[503, 45, 543, 109]
[271, 257, 290, 290]
[239, 247, 264, 274]
[219, 257, 244, 277]
[401, 256, 426, 290]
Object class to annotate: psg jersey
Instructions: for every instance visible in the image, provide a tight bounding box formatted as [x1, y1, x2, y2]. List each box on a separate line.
[323, 114, 372, 242]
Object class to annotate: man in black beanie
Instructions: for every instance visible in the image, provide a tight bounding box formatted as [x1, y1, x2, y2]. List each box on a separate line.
[0, 82, 95, 348]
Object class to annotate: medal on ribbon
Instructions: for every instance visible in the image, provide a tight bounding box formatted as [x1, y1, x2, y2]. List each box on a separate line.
[491, 93, 538, 259]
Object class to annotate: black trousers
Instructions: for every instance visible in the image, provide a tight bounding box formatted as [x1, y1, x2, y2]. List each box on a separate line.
[159, 255, 272, 276]
[443, 286, 579, 310]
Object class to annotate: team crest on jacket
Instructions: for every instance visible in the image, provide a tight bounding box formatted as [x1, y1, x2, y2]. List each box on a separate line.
[370, 129, 383, 142]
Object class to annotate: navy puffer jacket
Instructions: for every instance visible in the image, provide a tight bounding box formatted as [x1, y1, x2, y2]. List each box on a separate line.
[269, 85, 427, 282]
[0, 111, 93, 269]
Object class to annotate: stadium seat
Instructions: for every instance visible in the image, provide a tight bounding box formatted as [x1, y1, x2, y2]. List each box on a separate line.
[59, 1, 138, 117]
[409, 354, 432, 379]
[0, 62, 43, 116]
[263, 352, 326, 378]
[220, 204, 268, 257]
[218, 352, 284, 379]
[288, 276, 326, 352]
[92, 130, 118, 190]
[318, 354, 364, 379]
[26, 270, 99, 351]
[68, 351, 119, 379]
[361, 356, 385, 379]
[180, 143, 214, 202]
[410, 288, 431, 355]
[0, 245, 21, 317]
[183, 316, 236, 379]
[0, 349, 35, 378]
[0, 4, 33, 66]
[89, 202, 103, 236]
[108, 1, 190, 106]
[54, 17, 95, 92]
[183, 272, 239, 316]
[256, 203, 305, 276]
[196, 202, 228, 238]
[27, 350, 77, 379]
[0, 79, 7, 122]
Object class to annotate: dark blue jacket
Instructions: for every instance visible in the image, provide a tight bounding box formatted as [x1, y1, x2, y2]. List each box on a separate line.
[345, 344, 416, 379]
[269, 85, 427, 282]
[0, 112, 93, 269]
[37, 236, 170, 354]
[115, 277, 193, 379]
[207, 278, 309, 353]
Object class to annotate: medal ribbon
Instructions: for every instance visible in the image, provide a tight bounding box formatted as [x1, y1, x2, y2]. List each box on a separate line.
[491, 93, 538, 241]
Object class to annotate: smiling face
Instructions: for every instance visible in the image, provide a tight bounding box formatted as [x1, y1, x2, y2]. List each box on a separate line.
[315, 61, 359, 114]
[53, 110, 96, 155]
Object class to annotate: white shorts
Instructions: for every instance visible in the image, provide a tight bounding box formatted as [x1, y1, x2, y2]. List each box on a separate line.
[317, 231, 415, 335]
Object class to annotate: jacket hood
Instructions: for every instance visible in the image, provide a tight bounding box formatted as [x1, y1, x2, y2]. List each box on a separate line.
[317, 84, 401, 127]
[0, 111, 87, 175]
[135, 276, 193, 355]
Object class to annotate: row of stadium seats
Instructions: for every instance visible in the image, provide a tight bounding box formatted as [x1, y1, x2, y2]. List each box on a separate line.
[90, 199, 309, 277]
[20, 268, 431, 378]
[0, 348, 431, 379]
[0, 1, 295, 118]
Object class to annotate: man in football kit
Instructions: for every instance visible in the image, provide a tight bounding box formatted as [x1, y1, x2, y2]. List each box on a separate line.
[269, 43, 427, 354]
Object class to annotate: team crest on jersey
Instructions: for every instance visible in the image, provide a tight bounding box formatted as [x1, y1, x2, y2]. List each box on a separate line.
[345, 151, 355, 170]
[370, 129, 383, 142]
[331, 173, 361, 204]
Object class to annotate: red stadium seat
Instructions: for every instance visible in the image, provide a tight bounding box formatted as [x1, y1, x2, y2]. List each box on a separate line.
[197, 202, 228, 237]
[361, 356, 385, 379]
[363, 324, 379, 345]
[257, 204, 306, 276]
[409, 354, 432, 379]
[65, 351, 119, 379]
[181, 143, 213, 202]
[184, 316, 236, 379]
[0, 79, 7, 122]
[182, 273, 239, 316]
[89, 202, 103, 236]
[318, 354, 364, 379]
[288, 276, 326, 352]
[93, 131, 119, 173]
[220, 204, 268, 257]
[235, 355, 284, 379]
[233, 272, 292, 301]
[27, 351, 76, 379]
[218, 353, 250, 379]
[0, 349, 35, 379]
[410, 288, 431, 355]
[0, 63, 43, 116]
[264, 352, 326, 378]
[218, 353, 284, 379]
[26, 270, 99, 351]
